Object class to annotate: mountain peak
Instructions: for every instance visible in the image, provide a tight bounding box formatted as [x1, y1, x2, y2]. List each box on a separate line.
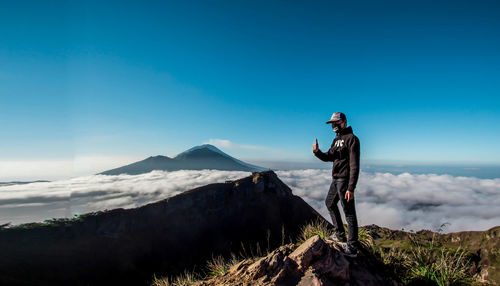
[99, 144, 266, 175]
[147, 155, 171, 159]
[174, 144, 225, 158]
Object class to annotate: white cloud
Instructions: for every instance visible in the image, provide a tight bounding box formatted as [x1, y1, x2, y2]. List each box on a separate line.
[204, 139, 269, 151]
[1, 169, 499, 233]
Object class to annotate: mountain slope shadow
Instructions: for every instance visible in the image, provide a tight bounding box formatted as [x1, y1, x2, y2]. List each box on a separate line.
[0, 170, 325, 286]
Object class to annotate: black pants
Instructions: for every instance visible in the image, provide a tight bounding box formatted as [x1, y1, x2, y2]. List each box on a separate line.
[325, 178, 359, 248]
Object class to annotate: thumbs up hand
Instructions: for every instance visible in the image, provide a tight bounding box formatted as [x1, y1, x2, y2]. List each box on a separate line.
[312, 138, 319, 152]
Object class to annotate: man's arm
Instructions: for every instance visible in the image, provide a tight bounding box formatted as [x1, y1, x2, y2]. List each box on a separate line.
[313, 141, 335, 162]
[347, 136, 360, 192]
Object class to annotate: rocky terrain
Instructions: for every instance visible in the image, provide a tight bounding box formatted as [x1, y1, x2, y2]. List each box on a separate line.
[193, 235, 400, 286]
[174, 224, 500, 286]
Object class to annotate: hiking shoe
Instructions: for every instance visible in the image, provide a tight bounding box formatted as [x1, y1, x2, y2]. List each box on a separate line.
[341, 243, 358, 258]
[326, 233, 347, 243]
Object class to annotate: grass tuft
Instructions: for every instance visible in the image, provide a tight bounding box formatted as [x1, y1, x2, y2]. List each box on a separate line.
[205, 253, 241, 278]
[357, 227, 374, 249]
[152, 269, 200, 286]
[297, 218, 334, 244]
[407, 247, 475, 286]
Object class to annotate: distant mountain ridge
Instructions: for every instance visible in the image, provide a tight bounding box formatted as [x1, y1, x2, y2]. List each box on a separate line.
[99, 144, 267, 175]
[0, 180, 50, 187]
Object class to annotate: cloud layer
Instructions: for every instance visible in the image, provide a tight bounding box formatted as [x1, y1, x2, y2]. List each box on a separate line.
[1, 169, 499, 233]
[277, 169, 500, 233]
[0, 170, 249, 226]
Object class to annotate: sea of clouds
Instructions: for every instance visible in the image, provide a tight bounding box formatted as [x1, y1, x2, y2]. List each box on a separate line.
[1, 169, 499, 233]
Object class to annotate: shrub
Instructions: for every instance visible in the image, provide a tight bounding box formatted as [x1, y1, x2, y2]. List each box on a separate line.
[407, 247, 475, 286]
[356, 227, 374, 249]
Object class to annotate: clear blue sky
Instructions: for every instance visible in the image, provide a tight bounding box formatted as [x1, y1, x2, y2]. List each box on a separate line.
[1, 0, 500, 176]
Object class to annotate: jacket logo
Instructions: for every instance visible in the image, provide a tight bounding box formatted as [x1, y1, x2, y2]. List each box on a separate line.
[334, 140, 344, 148]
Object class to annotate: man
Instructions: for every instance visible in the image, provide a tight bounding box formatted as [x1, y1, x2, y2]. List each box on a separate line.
[312, 112, 360, 257]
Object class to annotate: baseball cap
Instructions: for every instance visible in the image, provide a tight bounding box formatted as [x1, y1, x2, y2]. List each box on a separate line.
[326, 112, 346, 124]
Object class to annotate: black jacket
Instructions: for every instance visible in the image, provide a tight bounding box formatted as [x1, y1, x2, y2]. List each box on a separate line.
[313, 126, 360, 191]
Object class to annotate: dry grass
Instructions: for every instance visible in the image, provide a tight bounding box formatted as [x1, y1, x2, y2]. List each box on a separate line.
[205, 253, 241, 278]
[297, 218, 334, 245]
[297, 218, 374, 250]
[151, 270, 199, 286]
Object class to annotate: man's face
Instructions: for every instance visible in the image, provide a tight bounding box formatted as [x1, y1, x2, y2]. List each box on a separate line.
[331, 120, 346, 131]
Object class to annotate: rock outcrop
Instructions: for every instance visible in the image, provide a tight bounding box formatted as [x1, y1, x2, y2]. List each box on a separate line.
[194, 235, 400, 286]
[0, 170, 325, 286]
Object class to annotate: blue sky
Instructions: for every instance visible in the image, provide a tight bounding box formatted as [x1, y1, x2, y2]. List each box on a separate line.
[1, 0, 500, 179]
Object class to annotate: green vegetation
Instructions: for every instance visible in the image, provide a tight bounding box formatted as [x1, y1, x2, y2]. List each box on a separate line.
[297, 218, 334, 244]
[297, 218, 374, 250]
[206, 253, 241, 278]
[373, 233, 477, 285]
[1, 211, 110, 231]
[356, 226, 375, 249]
[0, 217, 82, 230]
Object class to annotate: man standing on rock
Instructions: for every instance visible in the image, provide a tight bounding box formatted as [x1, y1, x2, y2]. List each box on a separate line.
[312, 112, 360, 257]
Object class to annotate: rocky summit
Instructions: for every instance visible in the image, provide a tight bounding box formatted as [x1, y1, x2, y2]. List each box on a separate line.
[193, 235, 400, 286]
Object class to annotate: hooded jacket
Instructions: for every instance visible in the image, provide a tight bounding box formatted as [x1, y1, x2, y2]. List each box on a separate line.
[313, 126, 360, 191]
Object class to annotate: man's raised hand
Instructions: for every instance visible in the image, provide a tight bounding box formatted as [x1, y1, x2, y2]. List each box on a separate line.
[312, 138, 319, 152]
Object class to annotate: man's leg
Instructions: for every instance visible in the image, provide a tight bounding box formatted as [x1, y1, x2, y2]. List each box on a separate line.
[338, 180, 359, 249]
[325, 181, 346, 242]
